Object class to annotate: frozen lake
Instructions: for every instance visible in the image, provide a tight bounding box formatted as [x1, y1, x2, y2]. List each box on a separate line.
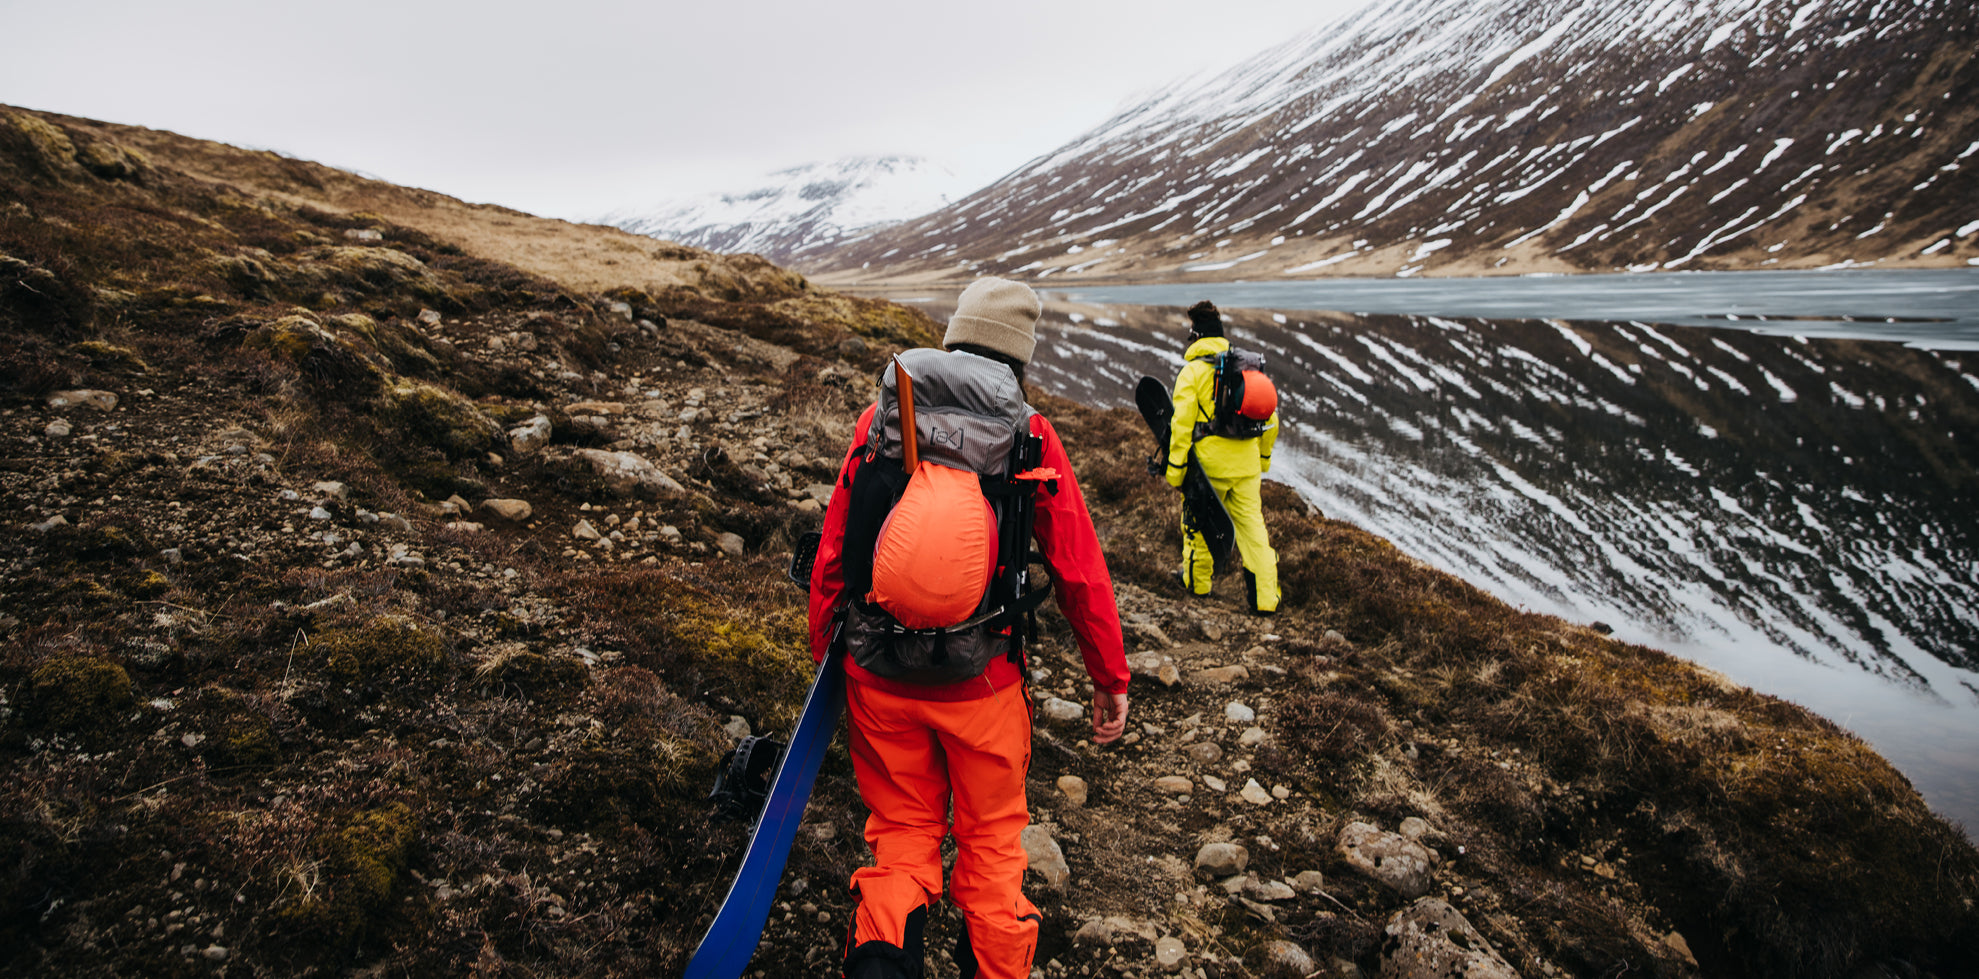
[1042, 268, 1979, 349]
[885, 270, 1979, 832]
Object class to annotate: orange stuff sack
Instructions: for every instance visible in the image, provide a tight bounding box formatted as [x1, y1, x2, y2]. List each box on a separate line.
[1236, 369, 1277, 421]
[867, 460, 998, 629]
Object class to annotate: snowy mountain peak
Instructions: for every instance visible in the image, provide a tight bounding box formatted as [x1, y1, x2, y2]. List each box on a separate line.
[601, 155, 969, 265]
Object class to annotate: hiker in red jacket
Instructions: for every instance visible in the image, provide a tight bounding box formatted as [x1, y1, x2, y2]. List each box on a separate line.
[809, 276, 1130, 979]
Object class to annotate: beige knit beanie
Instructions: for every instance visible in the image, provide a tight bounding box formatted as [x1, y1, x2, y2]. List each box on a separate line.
[943, 276, 1040, 365]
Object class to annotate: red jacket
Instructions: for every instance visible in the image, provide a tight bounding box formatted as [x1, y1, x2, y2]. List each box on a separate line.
[809, 402, 1129, 701]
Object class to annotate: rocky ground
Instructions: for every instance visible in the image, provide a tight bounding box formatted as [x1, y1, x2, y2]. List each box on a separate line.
[3, 105, 1977, 979]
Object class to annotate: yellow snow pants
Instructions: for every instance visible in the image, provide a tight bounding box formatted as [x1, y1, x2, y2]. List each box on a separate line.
[1180, 471, 1279, 613]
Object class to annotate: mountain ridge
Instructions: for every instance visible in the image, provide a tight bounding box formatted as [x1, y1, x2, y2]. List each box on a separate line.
[808, 0, 1978, 284]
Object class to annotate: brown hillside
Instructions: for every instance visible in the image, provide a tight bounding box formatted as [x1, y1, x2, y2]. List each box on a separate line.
[2, 106, 1975, 979]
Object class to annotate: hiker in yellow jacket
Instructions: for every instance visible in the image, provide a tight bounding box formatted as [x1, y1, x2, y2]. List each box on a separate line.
[1166, 300, 1280, 614]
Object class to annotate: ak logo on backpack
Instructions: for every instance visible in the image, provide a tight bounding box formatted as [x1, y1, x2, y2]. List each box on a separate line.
[1203, 348, 1277, 440]
[840, 348, 1057, 685]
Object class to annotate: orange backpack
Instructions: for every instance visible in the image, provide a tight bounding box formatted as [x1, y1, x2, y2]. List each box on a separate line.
[839, 350, 1057, 684]
[868, 461, 998, 629]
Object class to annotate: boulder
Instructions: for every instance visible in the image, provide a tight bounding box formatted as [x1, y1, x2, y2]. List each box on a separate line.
[1337, 821, 1438, 897]
[1379, 898, 1520, 979]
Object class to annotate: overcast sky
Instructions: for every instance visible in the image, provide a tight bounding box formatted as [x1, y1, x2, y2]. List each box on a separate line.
[3, 0, 1371, 221]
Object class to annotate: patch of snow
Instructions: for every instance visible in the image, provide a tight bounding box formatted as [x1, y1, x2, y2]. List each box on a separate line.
[1283, 252, 1359, 273]
[1756, 138, 1795, 173]
[1181, 251, 1269, 272]
[1657, 64, 1693, 94]
[1410, 239, 1454, 260]
[1759, 368, 1798, 402]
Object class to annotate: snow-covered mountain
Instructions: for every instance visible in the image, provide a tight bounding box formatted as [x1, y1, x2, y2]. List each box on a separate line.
[601, 156, 968, 266]
[811, 0, 1978, 282]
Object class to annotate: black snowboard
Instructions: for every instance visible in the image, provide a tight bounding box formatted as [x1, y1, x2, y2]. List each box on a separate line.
[1135, 376, 1236, 574]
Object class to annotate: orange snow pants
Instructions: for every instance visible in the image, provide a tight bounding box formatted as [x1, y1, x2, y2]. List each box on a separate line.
[845, 679, 1038, 979]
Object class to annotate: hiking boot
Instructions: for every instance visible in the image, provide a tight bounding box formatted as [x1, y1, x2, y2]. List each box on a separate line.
[1172, 571, 1209, 598]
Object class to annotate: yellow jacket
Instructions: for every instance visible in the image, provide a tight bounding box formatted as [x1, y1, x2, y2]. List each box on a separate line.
[1166, 336, 1278, 486]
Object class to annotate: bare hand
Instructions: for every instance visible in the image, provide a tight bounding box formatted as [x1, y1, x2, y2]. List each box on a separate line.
[1091, 690, 1128, 744]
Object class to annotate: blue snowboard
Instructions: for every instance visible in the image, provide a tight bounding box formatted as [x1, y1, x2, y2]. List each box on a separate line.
[683, 647, 845, 979]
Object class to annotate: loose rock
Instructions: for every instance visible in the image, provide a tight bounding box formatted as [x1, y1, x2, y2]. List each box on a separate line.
[481, 499, 533, 522]
[1194, 841, 1249, 877]
[571, 448, 686, 495]
[1244, 878, 1297, 901]
[1040, 697, 1084, 723]
[1021, 826, 1070, 889]
[1125, 650, 1182, 687]
[509, 415, 553, 455]
[1056, 775, 1088, 807]
[47, 389, 118, 411]
[1338, 821, 1438, 897]
[1379, 897, 1519, 979]
[1253, 940, 1314, 979]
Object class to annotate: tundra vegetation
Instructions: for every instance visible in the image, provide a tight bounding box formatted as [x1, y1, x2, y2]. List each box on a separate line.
[2, 106, 1975, 979]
